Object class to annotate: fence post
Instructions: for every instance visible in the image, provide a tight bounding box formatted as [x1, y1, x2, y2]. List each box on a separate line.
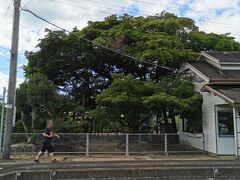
[86, 133, 89, 156]
[164, 133, 168, 156]
[202, 133, 205, 153]
[125, 134, 129, 156]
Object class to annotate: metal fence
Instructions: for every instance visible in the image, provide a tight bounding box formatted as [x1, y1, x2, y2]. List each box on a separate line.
[8, 133, 205, 155]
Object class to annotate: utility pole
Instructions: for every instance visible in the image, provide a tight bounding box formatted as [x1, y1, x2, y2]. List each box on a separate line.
[0, 87, 6, 153]
[2, 0, 20, 159]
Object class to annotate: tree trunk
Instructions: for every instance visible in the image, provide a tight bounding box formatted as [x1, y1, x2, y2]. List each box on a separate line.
[31, 106, 37, 131]
[82, 93, 87, 132]
[72, 112, 76, 122]
[163, 110, 168, 133]
[156, 113, 159, 133]
[20, 110, 32, 143]
[20, 111, 28, 133]
[169, 107, 177, 133]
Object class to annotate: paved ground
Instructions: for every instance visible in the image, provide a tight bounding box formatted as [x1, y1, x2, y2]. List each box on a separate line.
[10, 153, 236, 161]
[0, 154, 236, 172]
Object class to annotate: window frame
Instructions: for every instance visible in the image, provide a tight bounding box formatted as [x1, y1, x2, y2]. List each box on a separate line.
[217, 110, 234, 138]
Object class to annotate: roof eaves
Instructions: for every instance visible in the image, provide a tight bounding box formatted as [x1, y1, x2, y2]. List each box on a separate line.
[220, 62, 240, 65]
[185, 61, 210, 82]
[210, 79, 240, 83]
[201, 85, 235, 105]
[208, 81, 240, 85]
[201, 51, 220, 63]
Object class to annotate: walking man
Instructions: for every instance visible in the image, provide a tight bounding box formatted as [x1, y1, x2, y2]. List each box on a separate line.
[34, 120, 60, 163]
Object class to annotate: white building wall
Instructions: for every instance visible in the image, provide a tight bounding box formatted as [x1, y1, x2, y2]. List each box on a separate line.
[201, 91, 224, 154]
[196, 81, 235, 155]
[179, 132, 204, 150]
[179, 78, 235, 155]
[195, 81, 218, 154]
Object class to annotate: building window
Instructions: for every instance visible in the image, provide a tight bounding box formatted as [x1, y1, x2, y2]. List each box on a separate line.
[182, 117, 203, 133]
[218, 111, 234, 136]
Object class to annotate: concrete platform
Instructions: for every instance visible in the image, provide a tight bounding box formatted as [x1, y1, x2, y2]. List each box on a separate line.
[0, 155, 240, 179]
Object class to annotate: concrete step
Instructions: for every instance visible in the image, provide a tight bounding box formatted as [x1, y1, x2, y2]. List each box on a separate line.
[1, 166, 240, 180]
[20, 167, 240, 179]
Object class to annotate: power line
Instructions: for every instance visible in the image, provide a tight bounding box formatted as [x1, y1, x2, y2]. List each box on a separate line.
[0, 0, 11, 3]
[61, 0, 238, 20]
[58, 0, 178, 14]
[0, 0, 13, 25]
[20, 6, 176, 72]
[49, 0, 113, 15]
[129, 0, 239, 18]
[50, 0, 240, 29]
[56, 0, 151, 16]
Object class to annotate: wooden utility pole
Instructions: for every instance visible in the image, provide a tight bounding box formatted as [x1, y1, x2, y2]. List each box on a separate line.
[2, 0, 20, 159]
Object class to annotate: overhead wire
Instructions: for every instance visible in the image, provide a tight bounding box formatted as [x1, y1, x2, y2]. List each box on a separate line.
[66, 0, 237, 21]
[0, 0, 13, 25]
[53, 0, 151, 16]
[0, 0, 11, 4]
[129, 0, 239, 18]
[20, 6, 176, 72]
[49, 0, 240, 29]
[49, 0, 114, 15]
[15, 0, 240, 73]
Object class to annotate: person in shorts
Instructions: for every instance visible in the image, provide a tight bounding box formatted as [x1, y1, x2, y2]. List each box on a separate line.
[34, 120, 60, 163]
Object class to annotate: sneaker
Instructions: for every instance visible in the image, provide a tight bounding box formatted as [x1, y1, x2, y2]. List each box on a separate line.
[34, 159, 40, 163]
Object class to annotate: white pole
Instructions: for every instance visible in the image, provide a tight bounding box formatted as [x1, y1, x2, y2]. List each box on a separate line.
[12, 106, 16, 128]
[0, 87, 6, 153]
[125, 134, 129, 156]
[86, 133, 89, 156]
[164, 133, 168, 156]
[233, 107, 239, 159]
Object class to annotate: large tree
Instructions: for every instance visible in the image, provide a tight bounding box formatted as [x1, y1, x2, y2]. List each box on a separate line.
[20, 12, 240, 132]
[94, 74, 202, 133]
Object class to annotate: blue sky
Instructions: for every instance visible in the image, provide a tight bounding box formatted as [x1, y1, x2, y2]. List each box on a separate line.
[0, 0, 240, 94]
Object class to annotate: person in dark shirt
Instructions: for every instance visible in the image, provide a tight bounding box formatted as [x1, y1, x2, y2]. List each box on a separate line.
[34, 120, 60, 163]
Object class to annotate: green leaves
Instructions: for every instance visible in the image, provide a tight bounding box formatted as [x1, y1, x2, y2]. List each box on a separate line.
[95, 74, 202, 132]
[143, 92, 179, 109]
[96, 74, 146, 106]
[26, 73, 55, 107]
[20, 11, 240, 133]
[25, 12, 240, 95]
[186, 32, 240, 51]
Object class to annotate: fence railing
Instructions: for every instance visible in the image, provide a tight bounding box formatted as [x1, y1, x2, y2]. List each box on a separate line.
[8, 133, 205, 155]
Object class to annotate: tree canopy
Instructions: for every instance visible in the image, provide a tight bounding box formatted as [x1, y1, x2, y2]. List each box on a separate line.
[16, 12, 240, 133]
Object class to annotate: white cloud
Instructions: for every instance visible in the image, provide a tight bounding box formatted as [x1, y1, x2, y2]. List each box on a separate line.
[179, 0, 240, 40]
[0, 0, 239, 52]
[0, 49, 9, 57]
[134, 0, 240, 41]
[17, 64, 25, 69]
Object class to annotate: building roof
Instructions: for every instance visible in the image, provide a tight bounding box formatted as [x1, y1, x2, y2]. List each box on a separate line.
[186, 61, 240, 83]
[202, 85, 240, 106]
[203, 51, 240, 63]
